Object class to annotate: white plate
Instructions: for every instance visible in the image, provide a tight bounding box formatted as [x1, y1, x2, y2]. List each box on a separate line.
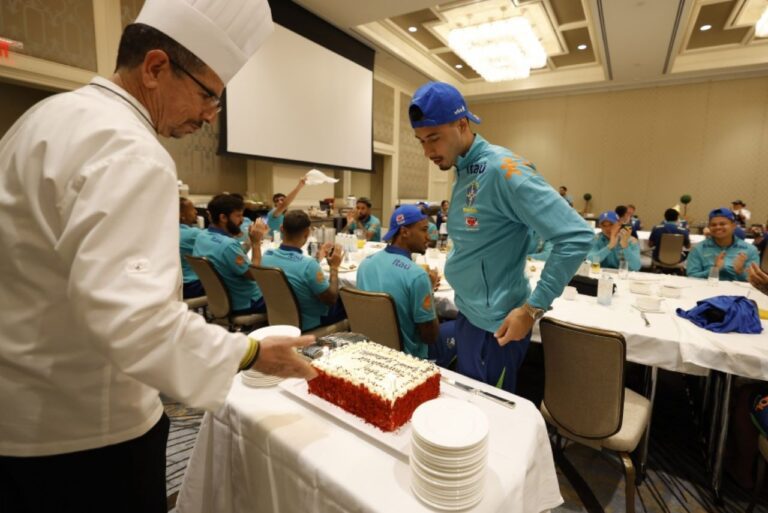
[411, 398, 489, 450]
[249, 325, 301, 339]
[411, 480, 484, 511]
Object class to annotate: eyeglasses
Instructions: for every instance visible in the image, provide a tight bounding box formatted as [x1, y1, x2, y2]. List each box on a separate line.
[169, 58, 222, 113]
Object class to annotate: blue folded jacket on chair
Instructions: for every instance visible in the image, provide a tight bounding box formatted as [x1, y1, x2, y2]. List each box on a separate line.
[675, 295, 763, 334]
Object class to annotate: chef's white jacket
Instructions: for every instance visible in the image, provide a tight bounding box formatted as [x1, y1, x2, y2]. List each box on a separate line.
[0, 77, 250, 456]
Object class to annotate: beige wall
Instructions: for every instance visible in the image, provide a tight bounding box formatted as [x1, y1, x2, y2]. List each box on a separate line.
[471, 76, 768, 227]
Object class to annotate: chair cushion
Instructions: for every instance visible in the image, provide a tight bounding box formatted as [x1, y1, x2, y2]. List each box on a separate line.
[232, 313, 268, 327]
[184, 296, 208, 309]
[541, 387, 651, 453]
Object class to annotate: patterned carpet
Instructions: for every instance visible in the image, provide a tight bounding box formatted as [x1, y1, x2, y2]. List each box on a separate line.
[162, 362, 768, 513]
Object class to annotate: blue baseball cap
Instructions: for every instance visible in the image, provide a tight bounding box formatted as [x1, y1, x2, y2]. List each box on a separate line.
[709, 207, 735, 221]
[409, 82, 481, 128]
[598, 211, 619, 224]
[383, 205, 427, 242]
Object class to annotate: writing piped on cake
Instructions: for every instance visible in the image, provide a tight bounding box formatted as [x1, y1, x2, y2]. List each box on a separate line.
[382, 372, 398, 399]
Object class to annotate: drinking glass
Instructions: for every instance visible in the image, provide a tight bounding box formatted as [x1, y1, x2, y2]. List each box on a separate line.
[618, 259, 629, 279]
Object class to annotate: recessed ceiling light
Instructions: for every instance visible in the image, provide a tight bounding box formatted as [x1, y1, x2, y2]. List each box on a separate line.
[408, 26, 418, 33]
[455, 64, 463, 69]
[577, 44, 588, 50]
[700, 24, 712, 31]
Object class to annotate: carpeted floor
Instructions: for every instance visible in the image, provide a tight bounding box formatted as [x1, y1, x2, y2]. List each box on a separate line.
[163, 358, 768, 513]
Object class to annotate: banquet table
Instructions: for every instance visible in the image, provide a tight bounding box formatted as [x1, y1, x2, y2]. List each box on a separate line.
[175, 369, 563, 513]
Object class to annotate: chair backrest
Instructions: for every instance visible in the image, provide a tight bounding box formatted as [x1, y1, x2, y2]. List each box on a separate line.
[249, 266, 302, 327]
[339, 287, 403, 351]
[184, 255, 231, 320]
[540, 317, 626, 440]
[657, 233, 685, 265]
[761, 246, 768, 272]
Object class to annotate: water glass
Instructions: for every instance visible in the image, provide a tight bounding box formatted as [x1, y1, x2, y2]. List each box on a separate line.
[618, 260, 629, 279]
[708, 266, 719, 286]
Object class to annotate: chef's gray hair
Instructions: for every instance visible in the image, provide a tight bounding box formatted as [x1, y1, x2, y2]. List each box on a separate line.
[115, 23, 206, 76]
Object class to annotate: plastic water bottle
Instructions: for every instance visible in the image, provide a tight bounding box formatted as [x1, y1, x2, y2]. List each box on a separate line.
[597, 273, 613, 306]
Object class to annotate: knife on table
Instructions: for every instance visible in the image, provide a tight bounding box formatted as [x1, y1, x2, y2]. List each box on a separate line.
[441, 376, 516, 409]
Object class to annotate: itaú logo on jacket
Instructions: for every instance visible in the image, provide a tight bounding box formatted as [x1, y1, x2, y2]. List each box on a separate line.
[453, 105, 466, 115]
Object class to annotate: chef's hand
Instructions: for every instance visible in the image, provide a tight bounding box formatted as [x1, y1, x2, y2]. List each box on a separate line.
[251, 335, 318, 380]
[494, 307, 534, 346]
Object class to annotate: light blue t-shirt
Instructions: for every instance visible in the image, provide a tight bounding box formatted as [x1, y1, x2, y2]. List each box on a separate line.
[179, 224, 202, 284]
[261, 245, 330, 330]
[267, 208, 284, 237]
[428, 222, 439, 242]
[686, 237, 759, 282]
[357, 246, 436, 359]
[347, 215, 382, 242]
[587, 233, 642, 271]
[192, 227, 262, 311]
[445, 134, 593, 333]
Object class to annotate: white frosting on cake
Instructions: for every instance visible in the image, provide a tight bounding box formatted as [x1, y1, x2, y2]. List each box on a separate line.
[312, 341, 440, 403]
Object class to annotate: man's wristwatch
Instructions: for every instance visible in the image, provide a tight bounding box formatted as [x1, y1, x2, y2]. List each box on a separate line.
[522, 303, 546, 321]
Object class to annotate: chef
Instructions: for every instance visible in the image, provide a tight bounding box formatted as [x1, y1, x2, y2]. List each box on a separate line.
[0, 1, 316, 511]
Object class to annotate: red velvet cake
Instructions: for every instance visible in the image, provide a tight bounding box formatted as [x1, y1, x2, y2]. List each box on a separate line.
[308, 341, 441, 432]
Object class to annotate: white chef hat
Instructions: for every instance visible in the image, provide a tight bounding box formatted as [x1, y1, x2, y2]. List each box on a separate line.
[135, 0, 273, 84]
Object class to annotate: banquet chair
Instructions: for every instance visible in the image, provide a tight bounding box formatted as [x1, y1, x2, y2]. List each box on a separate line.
[761, 247, 768, 272]
[652, 233, 686, 274]
[746, 435, 768, 513]
[539, 318, 651, 513]
[249, 266, 349, 337]
[183, 295, 208, 314]
[184, 255, 267, 332]
[339, 287, 403, 351]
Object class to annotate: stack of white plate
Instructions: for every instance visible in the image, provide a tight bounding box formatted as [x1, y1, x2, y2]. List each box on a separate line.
[410, 398, 489, 511]
[241, 325, 302, 388]
[241, 368, 283, 387]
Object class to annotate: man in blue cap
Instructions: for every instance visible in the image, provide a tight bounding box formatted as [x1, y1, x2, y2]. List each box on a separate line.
[408, 81, 593, 393]
[687, 208, 759, 281]
[588, 210, 642, 271]
[357, 205, 445, 361]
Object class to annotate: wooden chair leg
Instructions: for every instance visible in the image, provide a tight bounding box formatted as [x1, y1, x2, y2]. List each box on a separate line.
[747, 453, 766, 513]
[620, 452, 636, 513]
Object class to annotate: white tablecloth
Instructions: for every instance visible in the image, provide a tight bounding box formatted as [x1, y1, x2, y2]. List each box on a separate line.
[340, 248, 768, 380]
[536, 271, 768, 379]
[176, 369, 563, 513]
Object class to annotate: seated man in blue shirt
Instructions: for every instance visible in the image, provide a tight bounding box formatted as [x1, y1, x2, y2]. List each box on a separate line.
[261, 210, 346, 331]
[588, 211, 642, 271]
[267, 176, 307, 237]
[687, 208, 759, 281]
[648, 208, 691, 262]
[418, 202, 440, 248]
[357, 205, 447, 362]
[179, 197, 205, 299]
[193, 194, 267, 315]
[345, 197, 382, 242]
